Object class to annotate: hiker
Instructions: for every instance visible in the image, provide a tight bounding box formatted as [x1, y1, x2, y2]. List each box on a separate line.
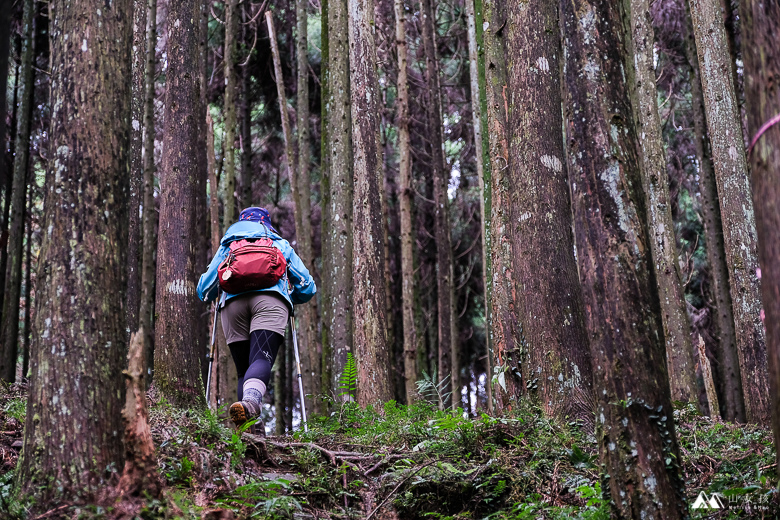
[197, 207, 316, 433]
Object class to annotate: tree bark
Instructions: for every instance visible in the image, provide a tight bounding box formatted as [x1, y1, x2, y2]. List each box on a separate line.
[17, 0, 132, 501]
[296, 0, 322, 412]
[319, 0, 332, 402]
[139, 0, 158, 380]
[394, 0, 419, 404]
[489, 0, 595, 419]
[0, 0, 12, 312]
[118, 328, 161, 497]
[559, 0, 688, 514]
[688, 0, 770, 426]
[324, 0, 354, 397]
[420, 0, 457, 409]
[0, 0, 34, 383]
[0, 39, 17, 335]
[127, 0, 147, 337]
[21, 178, 33, 380]
[348, 0, 391, 406]
[682, 2, 745, 422]
[471, 0, 493, 413]
[627, 0, 698, 406]
[483, 0, 522, 408]
[223, 0, 238, 224]
[739, 0, 780, 467]
[154, 0, 207, 406]
[240, 4, 253, 208]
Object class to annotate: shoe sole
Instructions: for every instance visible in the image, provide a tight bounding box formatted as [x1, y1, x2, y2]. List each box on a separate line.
[229, 402, 248, 427]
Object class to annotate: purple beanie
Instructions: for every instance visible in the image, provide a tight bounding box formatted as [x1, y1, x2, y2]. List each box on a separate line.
[239, 207, 278, 233]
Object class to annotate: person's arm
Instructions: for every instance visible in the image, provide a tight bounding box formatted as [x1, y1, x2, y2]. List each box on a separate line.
[280, 240, 317, 304]
[197, 245, 229, 303]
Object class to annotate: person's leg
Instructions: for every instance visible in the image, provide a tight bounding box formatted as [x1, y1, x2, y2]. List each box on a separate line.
[221, 295, 251, 399]
[229, 329, 284, 424]
[228, 340, 250, 400]
[243, 329, 284, 398]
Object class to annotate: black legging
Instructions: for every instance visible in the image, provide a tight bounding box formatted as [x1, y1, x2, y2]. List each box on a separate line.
[229, 329, 285, 401]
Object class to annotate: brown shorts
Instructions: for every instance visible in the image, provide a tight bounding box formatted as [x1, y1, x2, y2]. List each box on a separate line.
[220, 292, 289, 343]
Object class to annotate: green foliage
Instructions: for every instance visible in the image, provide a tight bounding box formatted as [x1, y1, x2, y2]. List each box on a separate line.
[164, 456, 195, 487]
[2, 396, 25, 423]
[0, 471, 29, 519]
[337, 352, 357, 401]
[416, 370, 452, 408]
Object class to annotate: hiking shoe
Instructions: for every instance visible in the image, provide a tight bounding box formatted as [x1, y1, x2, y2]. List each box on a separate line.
[229, 399, 261, 429]
[248, 419, 266, 437]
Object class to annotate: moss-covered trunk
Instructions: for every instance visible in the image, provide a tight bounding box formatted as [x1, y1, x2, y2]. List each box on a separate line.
[502, 0, 594, 419]
[16, 0, 132, 501]
[154, 0, 207, 406]
[465, 0, 493, 413]
[126, 0, 146, 339]
[626, 0, 698, 406]
[139, 0, 158, 381]
[559, 0, 687, 514]
[688, 0, 770, 426]
[323, 0, 354, 396]
[394, 0, 419, 404]
[348, 0, 391, 406]
[295, 0, 323, 413]
[740, 0, 780, 466]
[682, 2, 745, 422]
[482, 0, 522, 409]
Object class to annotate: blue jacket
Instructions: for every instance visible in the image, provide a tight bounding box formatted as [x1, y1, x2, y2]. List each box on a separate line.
[197, 221, 316, 310]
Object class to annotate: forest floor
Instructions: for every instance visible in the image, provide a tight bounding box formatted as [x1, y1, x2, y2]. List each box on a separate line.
[0, 383, 777, 519]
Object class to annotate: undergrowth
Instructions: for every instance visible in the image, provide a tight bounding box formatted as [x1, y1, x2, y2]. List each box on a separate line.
[0, 384, 777, 519]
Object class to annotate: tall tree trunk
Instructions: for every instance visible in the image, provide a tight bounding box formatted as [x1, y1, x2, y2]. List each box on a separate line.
[0, 46, 17, 337]
[21, 177, 32, 380]
[688, 0, 770, 426]
[240, 6, 253, 208]
[420, 0, 457, 409]
[139, 0, 158, 380]
[465, 0, 491, 413]
[223, 0, 238, 224]
[482, 0, 522, 408]
[682, 1, 745, 422]
[127, 0, 147, 337]
[471, 0, 493, 413]
[740, 0, 780, 467]
[0, 0, 12, 304]
[559, 0, 688, 514]
[488, 0, 594, 419]
[394, 0, 419, 404]
[0, 0, 34, 383]
[154, 0, 207, 406]
[194, 0, 210, 386]
[319, 0, 332, 401]
[627, 0, 698, 406]
[17, 0, 132, 501]
[324, 0, 353, 396]
[295, 0, 322, 412]
[348, 0, 391, 406]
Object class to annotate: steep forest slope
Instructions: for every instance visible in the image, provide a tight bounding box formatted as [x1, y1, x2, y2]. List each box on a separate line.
[1, 384, 775, 519]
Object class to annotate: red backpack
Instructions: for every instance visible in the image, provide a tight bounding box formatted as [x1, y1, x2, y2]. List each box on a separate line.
[217, 238, 287, 294]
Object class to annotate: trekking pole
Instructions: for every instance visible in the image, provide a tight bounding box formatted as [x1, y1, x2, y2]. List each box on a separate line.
[290, 315, 309, 432]
[205, 293, 220, 409]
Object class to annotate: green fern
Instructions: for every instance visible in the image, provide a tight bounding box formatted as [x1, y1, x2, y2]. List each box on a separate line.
[416, 369, 452, 410]
[337, 353, 357, 401]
